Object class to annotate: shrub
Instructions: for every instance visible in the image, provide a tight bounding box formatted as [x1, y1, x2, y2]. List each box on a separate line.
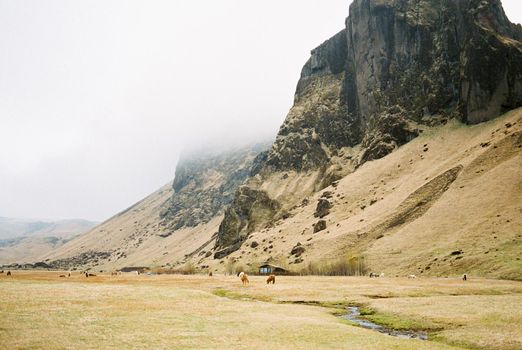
[152, 260, 197, 275]
[298, 255, 368, 276]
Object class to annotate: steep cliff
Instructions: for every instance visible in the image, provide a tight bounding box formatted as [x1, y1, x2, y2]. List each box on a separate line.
[270, 0, 522, 172]
[159, 143, 269, 232]
[216, 0, 522, 251]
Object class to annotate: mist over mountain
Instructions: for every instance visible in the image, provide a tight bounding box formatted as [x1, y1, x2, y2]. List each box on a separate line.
[5, 0, 521, 281]
[0, 0, 350, 222]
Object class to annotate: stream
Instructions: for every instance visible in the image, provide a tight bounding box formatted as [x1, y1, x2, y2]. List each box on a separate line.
[342, 306, 428, 340]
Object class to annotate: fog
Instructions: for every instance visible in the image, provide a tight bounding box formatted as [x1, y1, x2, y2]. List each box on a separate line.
[1, 1, 521, 222]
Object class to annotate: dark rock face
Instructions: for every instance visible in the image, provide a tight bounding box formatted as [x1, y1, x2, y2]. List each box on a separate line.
[265, 30, 362, 172]
[160, 143, 270, 230]
[347, 0, 522, 126]
[48, 251, 112, 270]
[215, 186, 280, 250]
[263, 0, 522, 172]
[360, 110, 420, 162]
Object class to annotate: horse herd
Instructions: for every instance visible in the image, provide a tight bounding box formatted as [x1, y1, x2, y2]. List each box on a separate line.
[237, 272, 276, 285]
[0, 269, 469, 281]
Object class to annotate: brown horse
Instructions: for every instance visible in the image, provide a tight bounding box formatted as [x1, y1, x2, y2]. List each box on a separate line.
[239, 272, 249, 285]
[266, 274, 276, 284]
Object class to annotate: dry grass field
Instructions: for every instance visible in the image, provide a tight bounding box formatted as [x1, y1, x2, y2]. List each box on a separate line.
[1, 272, 521, 349]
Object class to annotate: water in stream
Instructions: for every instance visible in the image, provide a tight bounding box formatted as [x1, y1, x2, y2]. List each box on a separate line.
[342, 306, 428, 340]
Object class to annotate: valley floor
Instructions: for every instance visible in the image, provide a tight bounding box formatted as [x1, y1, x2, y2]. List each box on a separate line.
[1, 272, 521, 349]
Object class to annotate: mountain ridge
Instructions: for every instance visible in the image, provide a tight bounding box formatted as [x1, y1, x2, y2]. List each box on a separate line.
[17, 0, 522, 279]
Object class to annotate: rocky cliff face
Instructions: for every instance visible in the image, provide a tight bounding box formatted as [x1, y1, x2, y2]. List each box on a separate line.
[216, 0, 522, 251]
[269, 0, 522, 173]
[159, 143, 270, 232]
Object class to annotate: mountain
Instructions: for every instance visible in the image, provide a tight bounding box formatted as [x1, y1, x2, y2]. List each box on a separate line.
[214, 0, 522, 255]
[43, 0, 521, 279]
[0, 218, 97, 265]
[42, 143, 270, 270]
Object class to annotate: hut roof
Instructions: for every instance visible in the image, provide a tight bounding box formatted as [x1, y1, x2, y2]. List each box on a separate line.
[258, 263, 287, 270]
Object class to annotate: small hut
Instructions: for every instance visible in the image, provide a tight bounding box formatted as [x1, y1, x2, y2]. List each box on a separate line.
[258, 263, 288, 275]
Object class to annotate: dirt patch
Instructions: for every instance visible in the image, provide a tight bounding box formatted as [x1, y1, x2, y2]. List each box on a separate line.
[462, 130, 522, 181]
[353, 165, 463, 246]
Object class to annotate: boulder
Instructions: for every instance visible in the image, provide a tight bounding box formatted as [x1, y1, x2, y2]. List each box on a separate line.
[313, 220, 327, 233]
[314, 199, 332, 218]
[291, 243, 306, 257]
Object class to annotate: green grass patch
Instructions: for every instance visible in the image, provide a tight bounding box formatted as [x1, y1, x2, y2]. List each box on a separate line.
[211, 288, 273, 302]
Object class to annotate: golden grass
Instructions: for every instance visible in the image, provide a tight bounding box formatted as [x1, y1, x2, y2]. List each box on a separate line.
[1, 272, 521, 349]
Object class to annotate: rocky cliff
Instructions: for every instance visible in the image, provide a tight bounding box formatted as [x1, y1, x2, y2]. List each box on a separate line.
[159, 143, 269, 233]
[216, 0, 522, 251]
[39, 0, 522, 279]
[41, 143, 270, 271]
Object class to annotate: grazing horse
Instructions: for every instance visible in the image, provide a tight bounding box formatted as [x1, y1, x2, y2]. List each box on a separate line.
[239, 272, 249, 285]
[266, 274, 276, 284]
[7, 271, 11, 276]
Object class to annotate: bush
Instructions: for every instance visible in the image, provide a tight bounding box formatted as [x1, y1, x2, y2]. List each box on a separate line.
[152, 260, 196, 275]
[298, 255, 368, 276]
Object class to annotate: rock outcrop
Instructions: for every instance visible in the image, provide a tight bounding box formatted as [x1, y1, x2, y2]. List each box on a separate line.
[160, 143, 270, 230]
[214, 186, 280, 251]
[263, 0, 522, 174]
[214, 0, 522, 255]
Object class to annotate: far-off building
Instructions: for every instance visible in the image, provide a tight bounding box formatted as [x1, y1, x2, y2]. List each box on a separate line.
[258, 263, 288, 275]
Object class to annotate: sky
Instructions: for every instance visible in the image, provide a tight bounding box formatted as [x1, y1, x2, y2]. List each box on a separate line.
[0, 1, 521, 222]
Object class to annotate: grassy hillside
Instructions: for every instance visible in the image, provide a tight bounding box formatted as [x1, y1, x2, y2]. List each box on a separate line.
[42, 109, 521, 280]
[200, 108, 522, 280]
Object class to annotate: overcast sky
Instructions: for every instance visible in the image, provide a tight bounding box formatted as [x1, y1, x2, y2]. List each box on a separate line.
[1, 1, 521, 222]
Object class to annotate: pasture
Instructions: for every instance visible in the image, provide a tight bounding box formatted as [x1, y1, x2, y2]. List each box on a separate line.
[0, 272, 521, 349]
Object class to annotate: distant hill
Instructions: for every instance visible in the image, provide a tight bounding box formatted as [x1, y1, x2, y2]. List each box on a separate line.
[0, 218, 97, 265]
